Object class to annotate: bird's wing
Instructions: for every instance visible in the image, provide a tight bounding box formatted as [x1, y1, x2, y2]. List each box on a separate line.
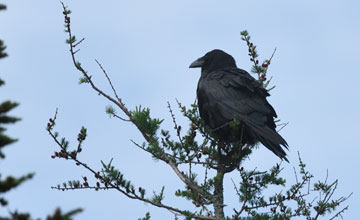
[197, 68, 288, 160]
[198, 69, 276, 127]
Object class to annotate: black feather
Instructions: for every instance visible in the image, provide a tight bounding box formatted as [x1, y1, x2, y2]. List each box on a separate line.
[190, 49, 289, 162]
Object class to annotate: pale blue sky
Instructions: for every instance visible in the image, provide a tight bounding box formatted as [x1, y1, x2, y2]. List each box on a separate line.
[1, 0, 359, 219]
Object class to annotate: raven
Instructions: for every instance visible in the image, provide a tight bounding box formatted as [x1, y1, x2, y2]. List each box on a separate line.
[189, 49, 289, 162]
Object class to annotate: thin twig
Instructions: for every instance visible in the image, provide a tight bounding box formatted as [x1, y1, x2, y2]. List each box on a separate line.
[73, 37, 85, 47]
[167, 101, 185, 147]
[95, 59, 122, 104]
[269, 47, 277, 64]
[329, 205, 349, 220]
[112, 112, 131, 122]
[130, 140, 214, 202]
[277, 122, 289, 133]
[231, 178, 240, 196]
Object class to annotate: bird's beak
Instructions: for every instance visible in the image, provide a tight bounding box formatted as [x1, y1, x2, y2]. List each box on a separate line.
[189, 57, 205, 68]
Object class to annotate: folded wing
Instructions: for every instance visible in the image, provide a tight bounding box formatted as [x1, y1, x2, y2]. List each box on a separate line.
[197, 68, 288, 161]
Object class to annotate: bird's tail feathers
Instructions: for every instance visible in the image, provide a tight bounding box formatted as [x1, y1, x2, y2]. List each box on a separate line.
[245, 120, 289, 162]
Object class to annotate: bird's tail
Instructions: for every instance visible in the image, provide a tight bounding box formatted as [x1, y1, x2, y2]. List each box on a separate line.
[245, 120, 289, 162]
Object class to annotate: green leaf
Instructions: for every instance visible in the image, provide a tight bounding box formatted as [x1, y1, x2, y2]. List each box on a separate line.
[138, 212, 151, 220]
[131, 105, 164, 137]
[79, 77, 89, 84]
[151, 186, 165, 204]
[106, 105, 116, 115]
[240, 30, 248, 36]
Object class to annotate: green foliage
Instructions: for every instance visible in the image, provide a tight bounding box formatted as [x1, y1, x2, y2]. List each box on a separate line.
[138, 212, 150, 220]
[0, 173, 34, 206]
[105, 105, 116, 116]
[0, 134, 17, 158]
[0, 207, 82, 220]
[0, 101, 19, 114]
[0, 114, 21, 124]
[183, 211, 195, 220]
[101, 159, 135, 193]
[78, 76, 89, 84]
[0, 4, 82, 219]
[78, 126, 86, 139]
[129, 105, 165, 159]
[75, 61, 81, 69]
[0, 40, 7, 59]
[240, 30, 275, 89]
[229, 154, 351, 220]
[0, 38, 20, 158]
[131, 105, 163, 138]
[66, 35, 76, 44]
[47, 208, 83, 220]
[151, 186, 165, 204]
[49, 5, 351, 220]
[0, 5, 33, 218]
[62, 5, 72, 15]
[0, 173, 35, 194]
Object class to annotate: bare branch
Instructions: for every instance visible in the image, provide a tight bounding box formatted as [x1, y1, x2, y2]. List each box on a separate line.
[277, 122, 289, 133]
[95, 59, 122, 104]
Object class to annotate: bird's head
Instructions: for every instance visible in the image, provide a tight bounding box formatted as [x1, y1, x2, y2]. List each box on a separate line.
[189, 49, 237, 74]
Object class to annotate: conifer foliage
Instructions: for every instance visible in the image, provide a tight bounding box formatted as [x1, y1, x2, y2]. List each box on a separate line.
[0, 4, 82, 220]
[48, 3, 351, 220]
[0, 4, 34, 212]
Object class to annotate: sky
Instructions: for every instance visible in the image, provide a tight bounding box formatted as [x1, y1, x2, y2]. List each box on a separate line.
[1, 0, 359, 219]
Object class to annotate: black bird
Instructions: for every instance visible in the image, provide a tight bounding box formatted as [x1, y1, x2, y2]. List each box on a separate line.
[189, 49, 289, 162]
